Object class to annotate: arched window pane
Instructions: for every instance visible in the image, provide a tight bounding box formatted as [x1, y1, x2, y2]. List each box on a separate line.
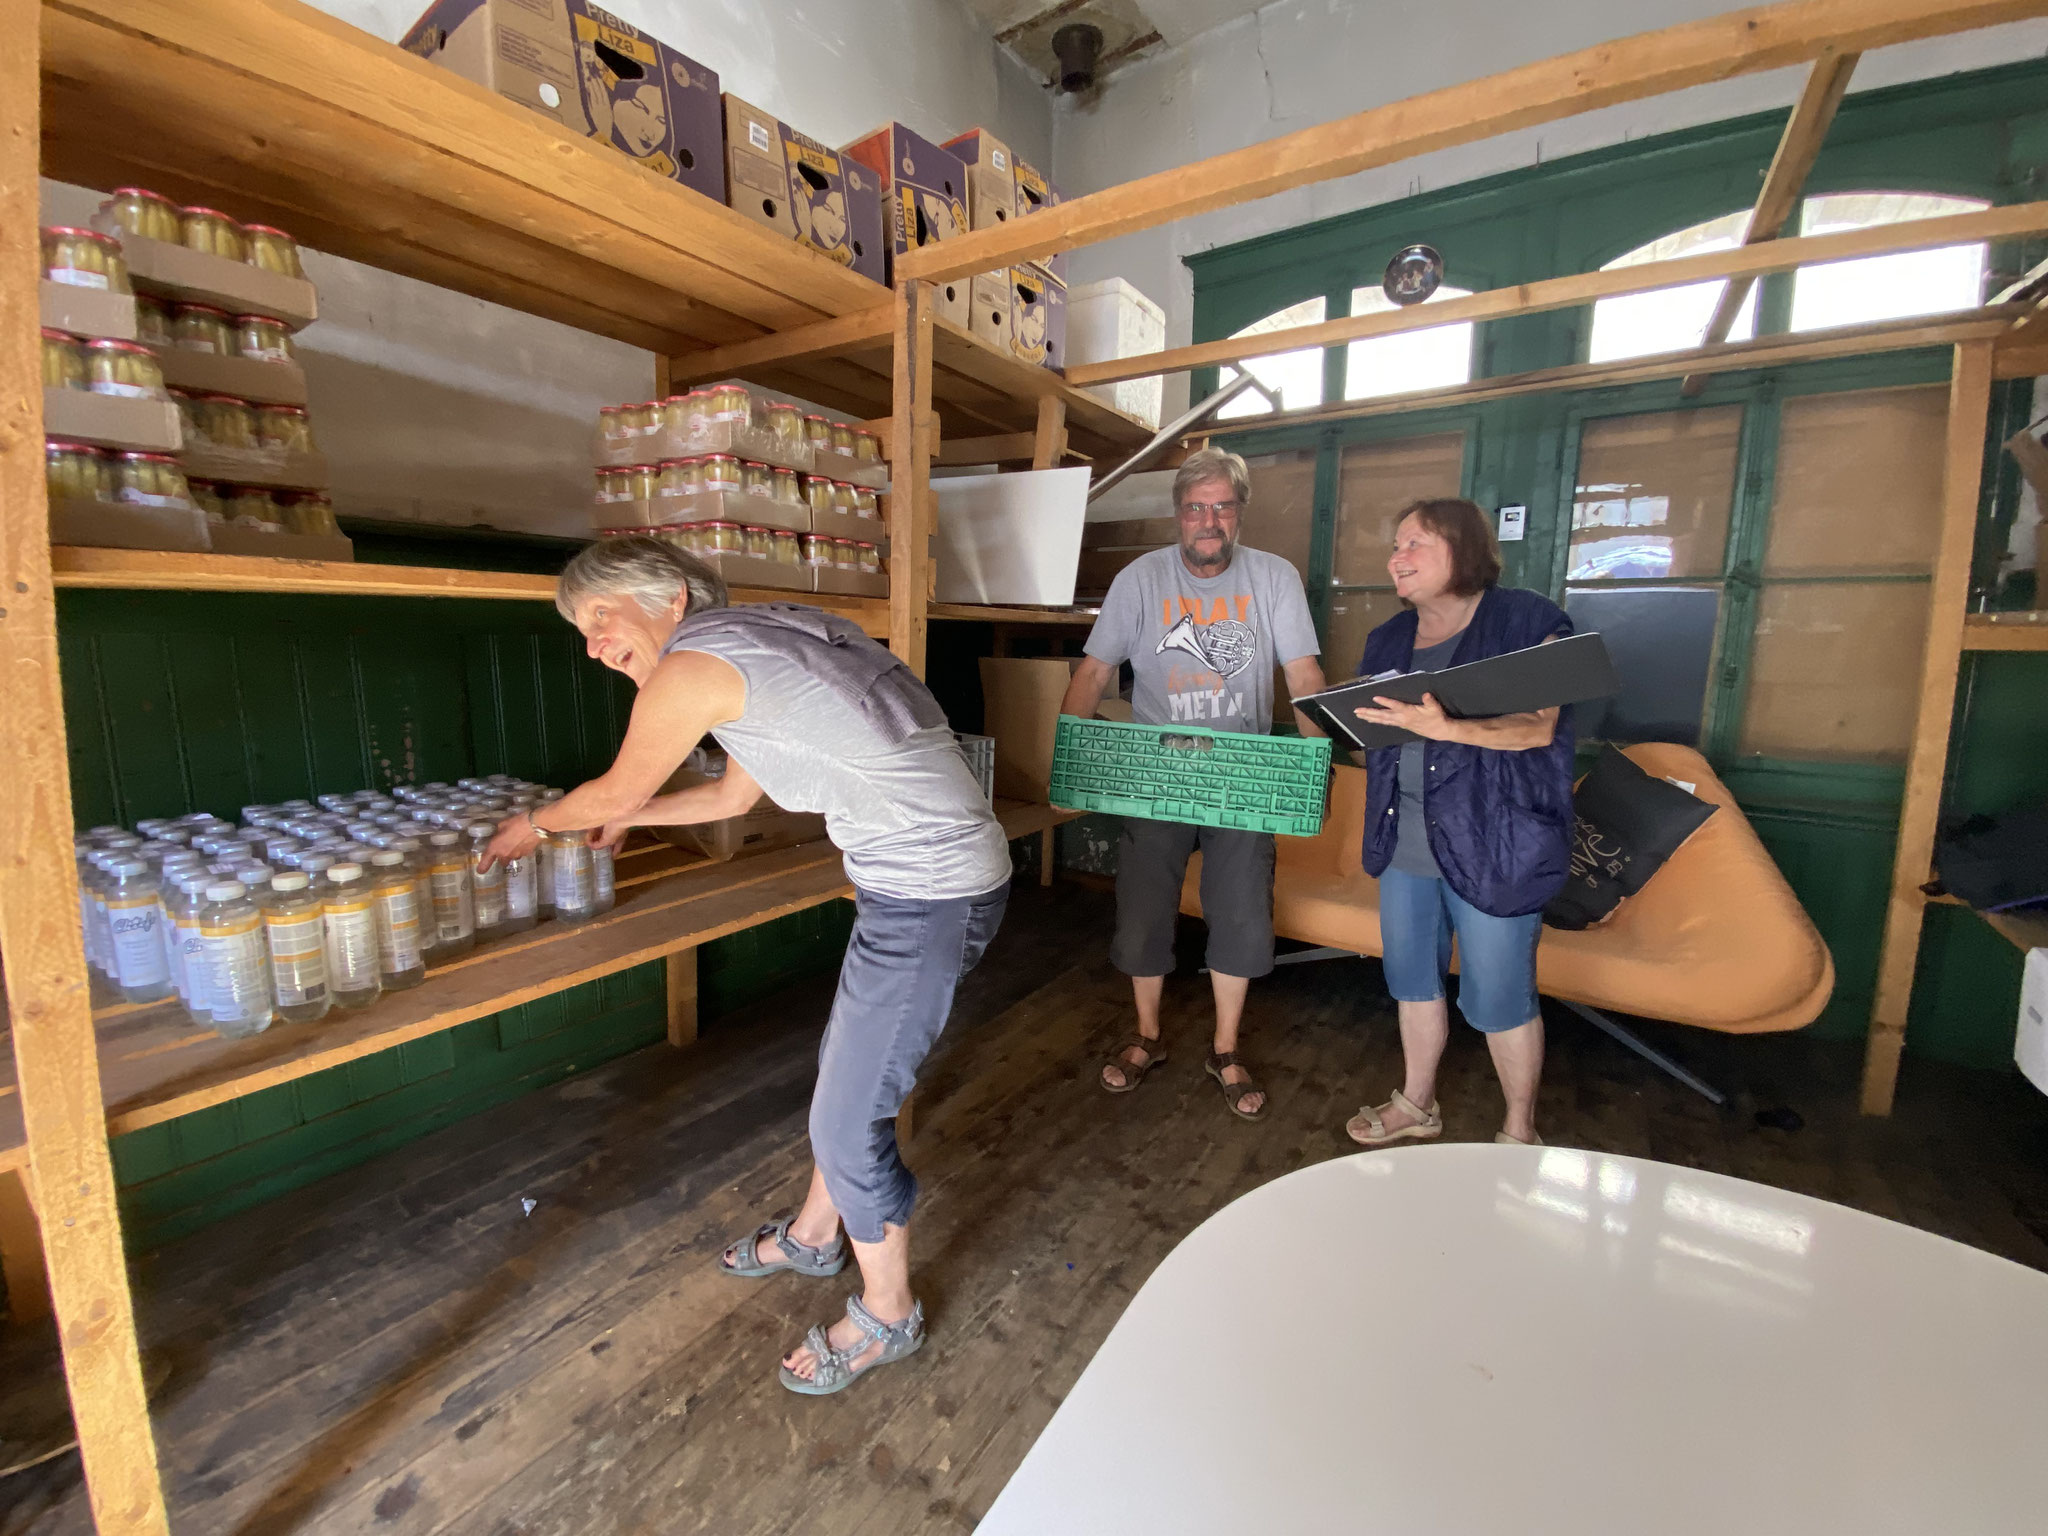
[1343, 286, 1473, 400]
[1588, 210, 1756, 363]
[1789, 192, 1986, 332]
[1217, 296, 1325, 419]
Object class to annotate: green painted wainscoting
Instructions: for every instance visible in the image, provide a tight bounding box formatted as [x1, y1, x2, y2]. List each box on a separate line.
[57, 586, 854, 1250]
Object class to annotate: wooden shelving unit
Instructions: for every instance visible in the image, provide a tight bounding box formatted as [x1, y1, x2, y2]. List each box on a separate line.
[9, 0, 2041, 1529]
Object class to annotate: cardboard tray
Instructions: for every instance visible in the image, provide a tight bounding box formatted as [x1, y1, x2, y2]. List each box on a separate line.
[44, 388, 183, 454]
[205, 525, 353, 561]
[40, 280, 137, 341]
[810, 566, 887, 597]
[152, 348, 310, 407]
[810, 445, 890, 491]
[49, 497, 212, 554]
[594, 419, 814, 475]
[180, 444, 330, 492]
[693, 551, 811, 593]
[120, 234, 318, 330]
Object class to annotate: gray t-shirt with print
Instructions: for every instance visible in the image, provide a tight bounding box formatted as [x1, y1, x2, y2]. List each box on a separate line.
[1084, 546, 1319, 734]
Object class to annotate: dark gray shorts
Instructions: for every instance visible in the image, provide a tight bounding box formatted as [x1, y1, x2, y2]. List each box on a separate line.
[1111, 818, 1275, 980]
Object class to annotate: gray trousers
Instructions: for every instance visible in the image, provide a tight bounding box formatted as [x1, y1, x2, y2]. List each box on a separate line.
[811, 880, 1009, 1243]
[1110, 818, 1276, 980]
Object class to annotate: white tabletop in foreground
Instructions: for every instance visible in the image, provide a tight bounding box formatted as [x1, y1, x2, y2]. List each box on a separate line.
[978, 1146, 2048, 1536]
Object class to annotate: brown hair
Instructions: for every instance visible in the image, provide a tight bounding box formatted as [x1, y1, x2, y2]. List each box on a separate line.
[1395, 497, 1500, 598]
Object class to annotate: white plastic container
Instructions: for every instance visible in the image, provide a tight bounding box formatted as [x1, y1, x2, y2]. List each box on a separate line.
[103, 857, 173, 1003]
[369, 850, 426, 990]
[1065, 276, 1165, 431]
[264, 872, 332, 1024]
[426, 831, 476, 956]
[323, 862, 383, 1010]
[467, 822, 509, 941]
[198, 881, 273, 1036]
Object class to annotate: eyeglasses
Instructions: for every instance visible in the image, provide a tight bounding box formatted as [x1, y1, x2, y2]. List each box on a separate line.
[1176, 499, 1241, 519]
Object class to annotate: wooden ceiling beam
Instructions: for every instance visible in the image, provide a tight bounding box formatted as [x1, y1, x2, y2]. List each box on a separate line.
[1679, 49, 1860, 395]
[1065, 200, 2048, 387]
[897, 0, 2048, 284]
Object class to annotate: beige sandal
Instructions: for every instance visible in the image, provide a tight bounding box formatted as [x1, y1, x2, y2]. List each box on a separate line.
[1346, 1090, 1442, 1146]
[1494, 1130, 1544, 1146]
[1101, 1035, 1166, 1094]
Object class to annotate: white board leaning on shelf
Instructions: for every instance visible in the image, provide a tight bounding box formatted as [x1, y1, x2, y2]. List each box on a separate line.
[2019, 947, 2048, 1096]
[933, 466, 1092, 606]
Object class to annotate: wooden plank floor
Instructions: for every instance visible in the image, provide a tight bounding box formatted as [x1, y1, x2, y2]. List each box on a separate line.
[4, 881, 2046, 1534]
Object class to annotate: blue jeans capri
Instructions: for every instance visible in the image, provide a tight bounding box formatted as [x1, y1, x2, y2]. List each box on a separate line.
[810, 881, 1009, 1244]
[1377, 867, 1542, 1035]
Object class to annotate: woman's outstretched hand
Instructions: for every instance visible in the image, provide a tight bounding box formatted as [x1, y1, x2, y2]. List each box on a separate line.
[1354, 691, 1456, 741]
[480, 811, 541, 872]
[586, 821, 631, 851]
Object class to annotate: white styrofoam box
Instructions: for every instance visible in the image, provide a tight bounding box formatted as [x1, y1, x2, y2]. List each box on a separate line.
[934, 466, 1091, 606]
[2019, 946, 2048, 1095]
[1066, 277, 1166, 431]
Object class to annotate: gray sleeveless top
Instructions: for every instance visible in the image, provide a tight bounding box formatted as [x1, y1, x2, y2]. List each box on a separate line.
[664, 623, 1011, 900]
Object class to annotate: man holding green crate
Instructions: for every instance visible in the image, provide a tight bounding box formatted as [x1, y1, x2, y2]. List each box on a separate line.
[1059, 446, 1326, 1121]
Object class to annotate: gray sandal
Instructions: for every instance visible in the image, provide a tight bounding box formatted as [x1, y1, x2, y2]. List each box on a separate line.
[718, 1215, 847, 1279]
[779, 1294, 926, 1396]
[1102, 1035, 1166, 1094]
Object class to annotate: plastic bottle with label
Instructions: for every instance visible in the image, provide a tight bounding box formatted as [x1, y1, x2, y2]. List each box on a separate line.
[501, 841, 539, 935]
[465, 822, 509, 941]
[368, 851, 426, 991]
[425, 832, 476, 957]
[198, 881, 273, 1037]
[75, 839, 104, 978]
[549, 833, 601, 925]
[103, 857, 174, 1003]
[535, 832, 557, 919]
[323, 862, 383, 1010]
[164, 871, 213, 1024]
[591, 840, 616, 915]
[263, 871, 331, 1024]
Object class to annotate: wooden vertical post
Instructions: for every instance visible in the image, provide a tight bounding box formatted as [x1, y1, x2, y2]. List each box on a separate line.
[1861, 339, 1995, 1116]
[664, 947, 698, 1048]
[0, 1167, 51, 1320]
[1031, 395, 1068, 469]
[0, 5, 171, 1528]
[889, 280, 936, 677]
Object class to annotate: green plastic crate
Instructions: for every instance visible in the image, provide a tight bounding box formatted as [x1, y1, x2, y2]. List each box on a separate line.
[1049, 717, 1332, 836]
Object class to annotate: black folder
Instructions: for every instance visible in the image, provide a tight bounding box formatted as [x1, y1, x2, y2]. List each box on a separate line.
[1296, 632, 1621, 750]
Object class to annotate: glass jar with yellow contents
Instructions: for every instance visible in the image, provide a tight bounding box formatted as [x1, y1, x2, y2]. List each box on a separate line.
[701, 453, 743, 495]
[829, 420, 856, 455]
[135, 295, 173, 347]
[171, 302, 236, 356]
[42, 227, 130, 292]
[854, 486, 880, 518]
[803, 414, 832, 451]
[96, 187, 182, 244]
[854, 429, 883, 464]
[115, 452, 192, 508]
[234, 314, 294, 363]
[226, 486, 281, 527]
[242, 224, 304, 279]
[84, 339, 166, 399]
[771, 466, 804, 505]
[41, 329, 87, 391]
[279, 493, 340, 536]
[741, 461, 774, 499]
[188, 479, 227, 523]
[803, 475, 834, 518]
[771, 528, 802, 566]
[705, 384, 751, 426]
[45, 440, 103, 504]
[764, 401, 804, 451]
[621, 464, 660, 503]
[179, 206, 247, 262]
[854, 541, 882, 576]
[658, 459, 702, 498]
[200, 394, 259, 450]
[256, 404, 315, 454]
[701, 521, 745, 555]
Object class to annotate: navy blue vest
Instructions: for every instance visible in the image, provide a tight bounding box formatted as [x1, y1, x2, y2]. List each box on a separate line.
[1356, 585, 1576, 918]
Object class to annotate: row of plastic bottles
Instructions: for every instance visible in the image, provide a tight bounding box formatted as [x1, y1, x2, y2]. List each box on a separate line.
[75, 774, 616, 1038]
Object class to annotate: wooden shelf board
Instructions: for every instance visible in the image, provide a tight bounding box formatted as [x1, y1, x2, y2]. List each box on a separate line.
[0, 801, 1066, 1169]
[48, 549, 893, 634]
[930, 602, 1101, 625]
[40, 0, 883, 355]
[1962, 613, 2048, 650]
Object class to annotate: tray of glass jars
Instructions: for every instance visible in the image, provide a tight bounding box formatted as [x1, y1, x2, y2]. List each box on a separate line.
[42, 327, 184, 452]
[93, 189, 318, 331]
[593, 461, 888, 542]
[49, 496, 213, 554]
[595, 383, 891, 491]
[146, 298, 308, 406]
[41, 223, 140, 339]
[618, 522, 889, 597]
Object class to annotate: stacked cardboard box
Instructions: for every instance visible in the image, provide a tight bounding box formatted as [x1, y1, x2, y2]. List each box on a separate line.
[842, 124, 973, 326]
[943, 130, 1068, 373]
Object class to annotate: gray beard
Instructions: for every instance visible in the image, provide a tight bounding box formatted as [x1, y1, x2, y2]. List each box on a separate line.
[1179, 534, 1237, 575]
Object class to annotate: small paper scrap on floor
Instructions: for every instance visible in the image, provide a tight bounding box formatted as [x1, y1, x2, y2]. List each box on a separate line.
[522, 1197, 537, 1215]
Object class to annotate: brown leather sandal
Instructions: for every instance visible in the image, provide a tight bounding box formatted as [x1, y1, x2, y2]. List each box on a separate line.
[1205, 1051, 1268, 1120]
[1101, 1035, 1167, 1094]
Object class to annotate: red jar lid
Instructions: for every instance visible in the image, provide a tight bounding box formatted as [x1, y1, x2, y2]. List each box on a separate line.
[804, 413, 828, 421]
[657, 458, 698, 468]
[624, 464, 660, 474]
[173, 301, 234, 319]
[39, 326, 77, 342]
[118, 451, 179, 464]
[701, 521, 742, 530]
[86, 337, 152, 355]
[109, 187, 176, 203]
[264, 404, 309, 417]
[856, 541, 877, 549]
[241, 223, 294, 239]
[663, 394, 693, 403]
[233, 312, 285, 326]
[43, 225, 116, 243]
[599, 404, 622, 414]
[685, 388, 711, 397]
[702, 452, 739, 464]
[180, 206, 240, 222]
[45, 438, 96, 453]
[198, 393, 249, 405]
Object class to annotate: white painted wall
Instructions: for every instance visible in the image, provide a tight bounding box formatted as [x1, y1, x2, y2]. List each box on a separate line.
[42, 0, 1049, 536]
[1052, 0, 2048, 417]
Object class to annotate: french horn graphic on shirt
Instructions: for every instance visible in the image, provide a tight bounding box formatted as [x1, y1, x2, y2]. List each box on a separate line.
[1157, 612, 1258, 680]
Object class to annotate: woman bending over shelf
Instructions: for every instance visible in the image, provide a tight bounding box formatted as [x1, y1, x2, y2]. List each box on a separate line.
[483, 535, 1011, 1396]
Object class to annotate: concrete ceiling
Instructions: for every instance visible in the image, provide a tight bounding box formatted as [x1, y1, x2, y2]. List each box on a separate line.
[968, 0, 1266, 86]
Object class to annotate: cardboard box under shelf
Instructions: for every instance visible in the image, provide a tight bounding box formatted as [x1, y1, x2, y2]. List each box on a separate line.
[50, 497, 212, 554]
[119, 234, 318, 330]
[180, 445, 330, 492]
[43, 388, 183, 454]
[40, 280, 136, 341]
[651, 765, 827, 862]
[152, 348, 309, 407]
[694, 550, 810, 593]
[205, 525, 353, 561]
[810, 565, 887, 598]
[980, 656, 1079, 803]
[404, 0, 724, 205]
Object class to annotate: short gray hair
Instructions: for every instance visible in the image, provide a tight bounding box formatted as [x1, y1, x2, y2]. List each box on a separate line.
[1172, 445, 1251, 510]
[555, 534, 729, 624]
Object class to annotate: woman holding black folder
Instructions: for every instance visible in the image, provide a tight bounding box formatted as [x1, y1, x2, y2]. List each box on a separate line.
[1343, 497, 1573, 1149]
